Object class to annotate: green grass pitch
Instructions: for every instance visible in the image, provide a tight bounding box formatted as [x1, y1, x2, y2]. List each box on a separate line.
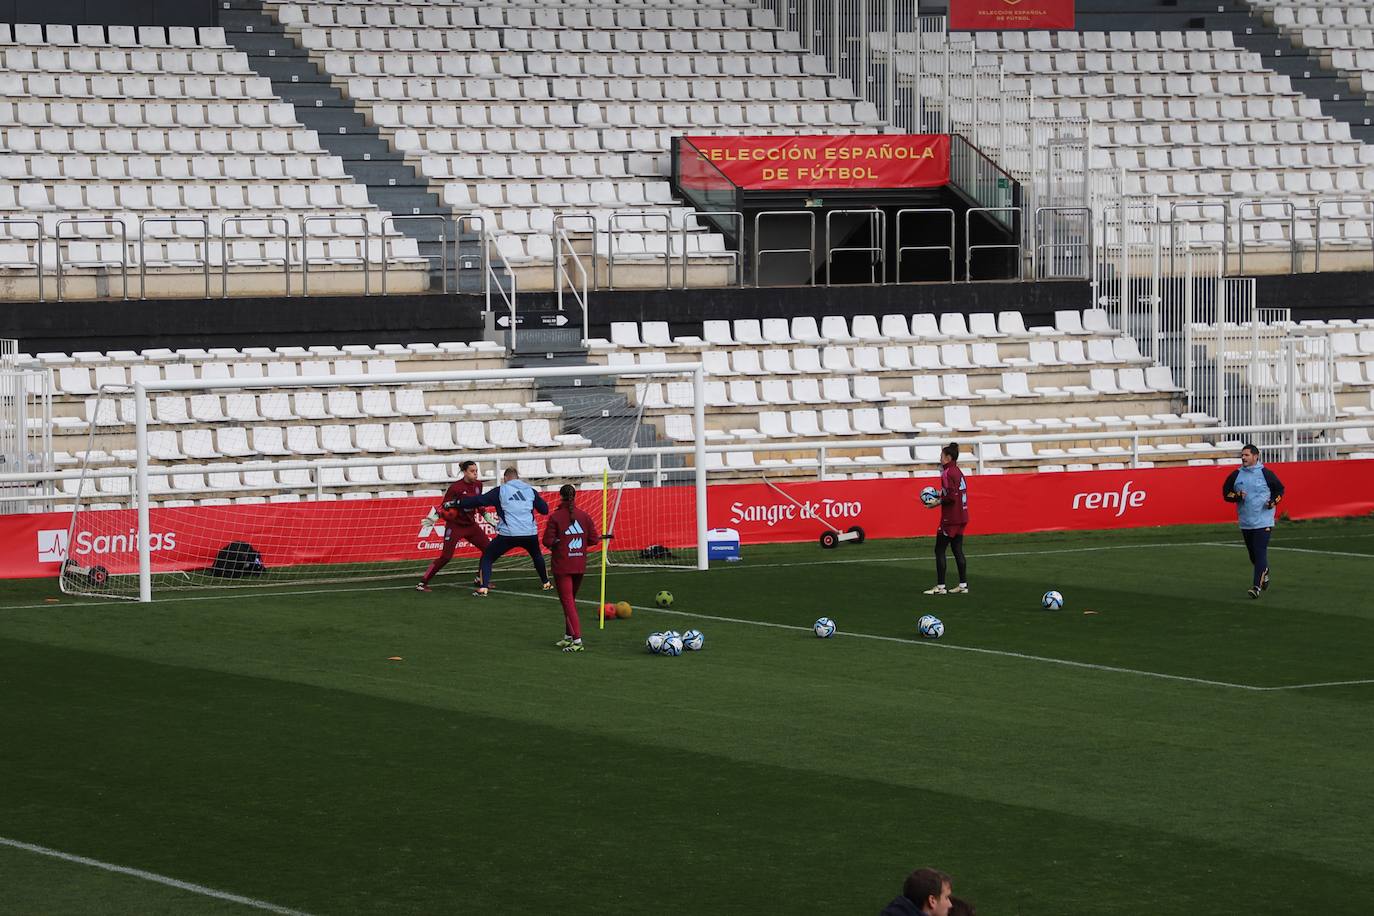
[2, 517, 1373, 915]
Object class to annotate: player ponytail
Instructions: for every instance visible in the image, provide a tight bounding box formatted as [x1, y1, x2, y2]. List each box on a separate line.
[559, 484, 576, 504]
[941, 442, 960, 463]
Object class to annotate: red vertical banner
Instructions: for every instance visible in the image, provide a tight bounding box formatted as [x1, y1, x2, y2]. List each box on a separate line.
[949, 0, 1075, 30]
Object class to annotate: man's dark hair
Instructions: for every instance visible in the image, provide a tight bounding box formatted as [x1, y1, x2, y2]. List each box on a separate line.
[941, 442, 960, 461]
[1241, 443, 1260, 457]
[903, 868, 951, 910]
[949, 897, 976, 916]
[459, 460, 477, 472]
[503, 466, 519, 480]
[559, 484, 576, 503]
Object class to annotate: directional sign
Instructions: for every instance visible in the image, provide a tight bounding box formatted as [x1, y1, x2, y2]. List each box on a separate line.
[540, 314, 570, 327]
[495, 315, 525, 327]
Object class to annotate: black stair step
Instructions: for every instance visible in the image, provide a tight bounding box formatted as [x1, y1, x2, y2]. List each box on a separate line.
[251, 59, 330, 82]
[224, 30, 300, 53]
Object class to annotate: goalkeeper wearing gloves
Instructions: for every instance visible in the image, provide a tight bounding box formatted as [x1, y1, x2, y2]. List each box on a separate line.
[416, 460, 490, 592]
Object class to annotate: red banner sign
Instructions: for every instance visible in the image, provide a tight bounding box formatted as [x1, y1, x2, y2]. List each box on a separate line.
[949, 0, 1075, 30]
[3, 461, 1371, 580]
[681, 134, 951, 191]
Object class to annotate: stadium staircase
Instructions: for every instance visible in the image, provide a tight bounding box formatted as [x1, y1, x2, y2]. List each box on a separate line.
[506, 311, 686, 485]
[218, 0, 488, 291]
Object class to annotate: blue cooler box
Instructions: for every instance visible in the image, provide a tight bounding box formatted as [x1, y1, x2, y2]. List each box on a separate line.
[707, 527, 741, 562]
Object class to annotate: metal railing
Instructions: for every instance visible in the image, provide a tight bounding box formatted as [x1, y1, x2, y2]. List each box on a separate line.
[607, 210, 672, 290]
[487, 239, 518, 349]
[964, 207, 1022, 282]
[1032, 206, 1092, 280]
[753, 210, 816, 287]
[301, 214, 371, 297]
[138, 217, 210, 299]
[55, 218, 129, 301]
[0, 218, 44, 300]
[455, 213, 488, 308]
[681, 210, 744, 289]
[1235, 199, 1298, 276]
[220, 216, 292, 298]
[382, 215, 450, 294]
[555, 226, 591, 344]
[1313, 197, 1374, 273]
[895, 208, 955, 283]
[552, 213, 598, 292]
[824, 208, 885, 285]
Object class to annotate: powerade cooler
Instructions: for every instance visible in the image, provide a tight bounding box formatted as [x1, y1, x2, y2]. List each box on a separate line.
[707, 527, 741, 562]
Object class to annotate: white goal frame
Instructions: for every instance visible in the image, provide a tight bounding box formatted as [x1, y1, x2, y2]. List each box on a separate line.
[123, 362, 707, 602]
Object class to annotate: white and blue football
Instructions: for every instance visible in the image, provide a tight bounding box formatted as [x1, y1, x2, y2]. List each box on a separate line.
[920, 486, 941, 508]
[918, 614, 944, 639]
[646, 632, 666, 654]
[1042, 590, 1064, 611]
[682, 629, 705, 651]
[813, 617, 836, 638]
[662, 630, 681, 643]
[660, 633, 684, 656]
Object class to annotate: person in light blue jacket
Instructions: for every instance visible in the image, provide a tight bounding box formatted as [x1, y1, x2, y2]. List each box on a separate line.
[458, 466, 551, 597]
[1222, 443, 1286, 599]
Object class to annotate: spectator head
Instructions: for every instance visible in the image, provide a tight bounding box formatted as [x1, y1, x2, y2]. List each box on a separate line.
[559, 484, 576, 504]
[948, 897, 975, 916]
[459, 460, 478, 481]
[940, 442, 959, 465]
[503, 466, 519, 481]
[903, 868, 952, 916]
[1240, 443, 1260, 466]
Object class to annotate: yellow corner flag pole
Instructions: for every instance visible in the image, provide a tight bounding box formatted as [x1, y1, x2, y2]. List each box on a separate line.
[598, 467, 609, 630]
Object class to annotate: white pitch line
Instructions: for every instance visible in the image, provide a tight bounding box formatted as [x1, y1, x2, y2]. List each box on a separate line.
[0, 836, 316, 915]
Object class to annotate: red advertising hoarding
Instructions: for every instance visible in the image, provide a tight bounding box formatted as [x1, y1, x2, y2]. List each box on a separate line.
[681, 134, 950, 191]
[949, 0, 1075, 30]
[5, 461, 1371, 581]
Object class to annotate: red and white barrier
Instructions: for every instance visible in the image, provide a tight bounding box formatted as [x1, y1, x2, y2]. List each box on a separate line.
[5, 460, 1372, 580]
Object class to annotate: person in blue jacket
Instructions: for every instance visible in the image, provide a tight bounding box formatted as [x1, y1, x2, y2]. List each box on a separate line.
[1222, 443, 1286, 599]
[457, 466, 552, 597]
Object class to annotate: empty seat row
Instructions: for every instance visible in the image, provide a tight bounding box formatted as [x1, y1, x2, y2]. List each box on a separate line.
[0, 74, 272, 101]
[0, 153, 346, 183]
[139, 418, 571, 461]
[0, 47, 249, 75]
[0, 237, 423, 271]
[1, 103, 308, 132]
[284, 3, 772, 31]
[0, 125, 319, 155]
[0, 24, 227, 48]
[57, 360, 399, 393]
[957, 28, 1234, 52]
[307, 25, 797, 56]
[0, 183, 371, 212]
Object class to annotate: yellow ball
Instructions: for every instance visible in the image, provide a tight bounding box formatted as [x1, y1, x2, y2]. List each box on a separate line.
[615, 601, 633, 619]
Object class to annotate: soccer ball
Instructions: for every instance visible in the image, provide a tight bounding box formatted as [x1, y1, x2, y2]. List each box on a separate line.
[602, 602, 617, 619]
[646, 632, 666, 654]
[1042, 590, 1064, 611]
[655, 590, 674, 607]
[918, 614, 944, 639]
[920, 486, 941, 508]
[662, 630, 681, 642]
[660, 633, 684, 656]
[682, 629, 705, 651]
[813, 617, 836, 638]
[439, 506, 461, 524]
[615, 600, 633, 619]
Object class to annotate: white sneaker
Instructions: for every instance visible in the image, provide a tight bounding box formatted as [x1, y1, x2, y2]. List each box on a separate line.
[949, 584, 969, 594]
[922, 584, 947, 595]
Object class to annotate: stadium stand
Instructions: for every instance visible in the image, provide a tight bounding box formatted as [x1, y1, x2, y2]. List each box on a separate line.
[0, 22, 428, 298]
[269, 0, 885, 288]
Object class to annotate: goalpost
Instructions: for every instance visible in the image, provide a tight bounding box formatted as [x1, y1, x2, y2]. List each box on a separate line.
[61, 362, 707, 602]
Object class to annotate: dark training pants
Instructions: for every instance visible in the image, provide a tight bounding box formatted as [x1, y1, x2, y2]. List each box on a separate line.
[1242, 527, 1271, 588]
[935, 529, 967, 586]
[478, 535, 548, 588]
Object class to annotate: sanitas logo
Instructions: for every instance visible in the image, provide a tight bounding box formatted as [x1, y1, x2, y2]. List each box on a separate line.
[37, 529, 69, 563]
[46, 528, 178, 558]
[1071, 481, 1146, 518]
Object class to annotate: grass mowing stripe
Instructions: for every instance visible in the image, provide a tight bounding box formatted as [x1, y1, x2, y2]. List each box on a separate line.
[0, 836, 316, 916]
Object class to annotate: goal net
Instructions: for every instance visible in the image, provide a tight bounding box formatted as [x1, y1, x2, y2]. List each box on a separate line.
[60, 362, 705, 601]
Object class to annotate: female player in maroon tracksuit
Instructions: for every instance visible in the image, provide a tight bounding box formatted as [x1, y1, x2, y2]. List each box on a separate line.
[416, 460, 492, 591]
[923, 442, 969, 595]
[541, 484, 603, 653]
